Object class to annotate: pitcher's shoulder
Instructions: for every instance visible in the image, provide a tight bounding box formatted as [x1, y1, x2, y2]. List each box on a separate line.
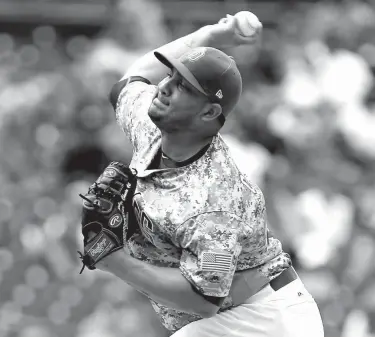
[109, 76, 153, 110]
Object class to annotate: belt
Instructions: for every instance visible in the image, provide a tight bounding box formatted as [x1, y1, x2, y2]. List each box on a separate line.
[269, 266, 298, 291]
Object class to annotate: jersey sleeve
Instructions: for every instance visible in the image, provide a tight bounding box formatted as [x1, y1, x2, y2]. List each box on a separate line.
[174, 212, 243, 298]
[110, 79, 160, 153]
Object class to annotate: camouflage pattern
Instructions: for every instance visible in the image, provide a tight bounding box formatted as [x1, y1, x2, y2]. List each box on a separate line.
[115, 82, 291, 332]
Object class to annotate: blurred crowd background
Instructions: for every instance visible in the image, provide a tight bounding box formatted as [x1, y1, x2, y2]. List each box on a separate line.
[1, 0, 375, 336]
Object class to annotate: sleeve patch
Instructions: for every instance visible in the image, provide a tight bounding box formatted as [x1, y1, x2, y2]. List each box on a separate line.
[200, 251, 233, 273]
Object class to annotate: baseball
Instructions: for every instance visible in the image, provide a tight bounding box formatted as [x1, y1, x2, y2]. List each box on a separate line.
[234, 11, 262, 37]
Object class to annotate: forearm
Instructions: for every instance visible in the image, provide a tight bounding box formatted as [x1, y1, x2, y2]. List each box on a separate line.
[122, 26, 213, 84]
[119, 13, 262, 86]
[115, 256, 268, 310]
[101, 251, 219, 317]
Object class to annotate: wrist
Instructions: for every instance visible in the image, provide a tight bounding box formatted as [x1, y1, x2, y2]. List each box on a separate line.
[190, 25, 232, 54]
[187, 26, 215, 49]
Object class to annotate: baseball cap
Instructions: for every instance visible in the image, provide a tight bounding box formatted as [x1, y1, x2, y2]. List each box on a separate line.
[154, 47, 242, 126]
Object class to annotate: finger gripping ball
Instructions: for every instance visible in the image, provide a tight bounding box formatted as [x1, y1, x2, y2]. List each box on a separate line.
[234, 11, 262, 37]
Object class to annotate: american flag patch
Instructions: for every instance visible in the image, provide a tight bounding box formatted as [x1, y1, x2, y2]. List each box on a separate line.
[201, 251, 233, 273]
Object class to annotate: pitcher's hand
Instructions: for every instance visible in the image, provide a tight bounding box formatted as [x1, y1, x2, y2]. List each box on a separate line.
[205, 13, 262, 50]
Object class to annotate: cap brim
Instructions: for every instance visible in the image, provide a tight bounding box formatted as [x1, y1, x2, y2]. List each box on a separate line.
[154, 51, 207, 96]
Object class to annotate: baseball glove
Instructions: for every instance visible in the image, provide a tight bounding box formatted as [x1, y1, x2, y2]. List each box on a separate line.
[77, 161, 137, 274]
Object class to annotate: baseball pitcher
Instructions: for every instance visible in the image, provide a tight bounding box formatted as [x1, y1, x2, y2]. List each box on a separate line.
[80, 11, 324, 337]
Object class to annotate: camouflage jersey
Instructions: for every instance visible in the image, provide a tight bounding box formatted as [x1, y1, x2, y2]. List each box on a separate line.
[114, 81, 291, 332]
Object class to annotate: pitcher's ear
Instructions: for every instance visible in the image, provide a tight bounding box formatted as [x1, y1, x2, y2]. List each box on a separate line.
[201, 103, 222, 122]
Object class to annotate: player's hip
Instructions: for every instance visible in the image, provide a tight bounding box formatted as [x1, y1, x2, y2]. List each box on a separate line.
[241, 277, 324, 337]
[171, 273, 324, 337]
[244, 266, 305, 304]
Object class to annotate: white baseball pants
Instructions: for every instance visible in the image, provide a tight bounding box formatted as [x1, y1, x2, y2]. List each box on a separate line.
[171, 278, 324, 337]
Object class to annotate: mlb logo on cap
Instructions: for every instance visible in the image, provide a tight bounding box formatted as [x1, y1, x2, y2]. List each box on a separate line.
[216, 90, 223, 99]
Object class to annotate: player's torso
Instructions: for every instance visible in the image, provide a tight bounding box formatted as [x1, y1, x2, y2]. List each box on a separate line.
[125, 135, 273, 269]
[116, 82, 290, 332]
